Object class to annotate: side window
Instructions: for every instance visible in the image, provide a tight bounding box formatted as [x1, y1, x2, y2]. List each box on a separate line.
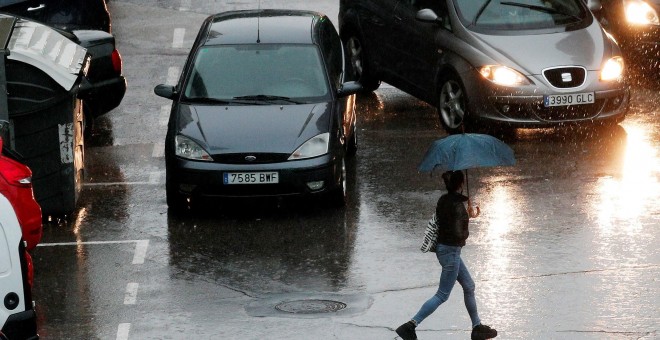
[319, 20, 343, 89]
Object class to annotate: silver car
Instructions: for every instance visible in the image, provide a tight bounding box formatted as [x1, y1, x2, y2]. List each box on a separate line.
[339, 0, 630, 132]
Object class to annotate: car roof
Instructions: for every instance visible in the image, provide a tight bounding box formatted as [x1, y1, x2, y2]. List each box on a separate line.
[204, 9, 325, 46]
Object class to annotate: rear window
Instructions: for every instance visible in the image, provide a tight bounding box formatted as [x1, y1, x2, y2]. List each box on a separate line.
[454, 0, 588, 31]
[184, 44, 330, 102]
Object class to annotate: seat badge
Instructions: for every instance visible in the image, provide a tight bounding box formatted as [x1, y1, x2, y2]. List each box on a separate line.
[561, 73, 572, 82]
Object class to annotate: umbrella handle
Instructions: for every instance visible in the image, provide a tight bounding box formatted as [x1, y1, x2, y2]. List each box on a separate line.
[465, 169, 480, 218]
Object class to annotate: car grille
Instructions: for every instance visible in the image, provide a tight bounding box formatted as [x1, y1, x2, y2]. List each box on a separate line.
[212, 153, 290, 164]
[543, 67, 586, 88]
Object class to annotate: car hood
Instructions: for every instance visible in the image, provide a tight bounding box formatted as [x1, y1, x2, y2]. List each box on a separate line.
[176, 103, 331, 154]
[469, 21, 615, 74]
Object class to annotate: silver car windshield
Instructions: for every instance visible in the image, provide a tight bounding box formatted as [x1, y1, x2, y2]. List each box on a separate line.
[184, 44, 330, 102]
[454, 0, 586, 30]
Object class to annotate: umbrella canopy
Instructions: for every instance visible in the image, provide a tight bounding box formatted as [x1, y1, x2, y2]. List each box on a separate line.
[418, 133, 516, 173]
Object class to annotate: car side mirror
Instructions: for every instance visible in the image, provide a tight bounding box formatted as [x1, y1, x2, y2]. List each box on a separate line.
[337, 81, 363, 97]
[154, 84, 177, 99]
[587, 0, 602, 11]
[416, 9, 443, 25]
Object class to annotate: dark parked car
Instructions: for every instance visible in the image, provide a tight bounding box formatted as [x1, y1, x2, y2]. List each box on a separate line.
[589, 0, 659, 74]
[339, 0, 630, 132]
[155, 9, 362, 211]
[0, 0, 126, 121]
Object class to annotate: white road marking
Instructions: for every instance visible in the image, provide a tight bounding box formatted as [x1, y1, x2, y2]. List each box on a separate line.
[38, 240, 148, 247]
[160, 105, 170, 126]
[167, 66, 180, 85]
[37, 239, 151, 264]
[84, 181, 158, 186]
[124, 283, 139, 305]
[116, 323, 130, 340]
[152, 141, 165, 158]
[132, 240, 149, 265]
[172, 28, 185, 49]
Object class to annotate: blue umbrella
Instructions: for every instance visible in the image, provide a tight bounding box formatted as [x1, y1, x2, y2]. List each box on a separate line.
[418, 133, 516, 217]
[418, 133, 516, 173]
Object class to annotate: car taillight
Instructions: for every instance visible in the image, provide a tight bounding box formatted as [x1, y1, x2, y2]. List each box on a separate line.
[111, 48, 123, 74]
[0, 158, 33, 188]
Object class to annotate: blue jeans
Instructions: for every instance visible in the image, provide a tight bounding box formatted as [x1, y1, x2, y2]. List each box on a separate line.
[412, 244, 481, 328]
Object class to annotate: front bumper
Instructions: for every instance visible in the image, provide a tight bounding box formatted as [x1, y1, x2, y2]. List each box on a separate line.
[168, 154, 342, 199]
[462, 70, 630, 128]
[1, 309, 38, 340]
[83, 75, 127, 118]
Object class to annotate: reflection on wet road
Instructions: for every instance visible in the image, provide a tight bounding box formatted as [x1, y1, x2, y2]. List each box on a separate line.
[27, 1, 659, 336]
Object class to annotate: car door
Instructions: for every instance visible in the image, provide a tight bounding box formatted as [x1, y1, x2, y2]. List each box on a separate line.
[388, 0, 452, 102]
[0, 0, 47, 23]
[356, 0, 401, 73]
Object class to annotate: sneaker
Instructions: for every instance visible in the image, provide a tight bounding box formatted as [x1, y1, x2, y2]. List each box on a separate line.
[471, 324, 497, 340]
[395, 321, 417, 340]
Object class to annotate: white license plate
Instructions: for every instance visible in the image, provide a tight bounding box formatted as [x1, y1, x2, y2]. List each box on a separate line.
[223, 172, 279, 185]
[544, 92, 595, 107]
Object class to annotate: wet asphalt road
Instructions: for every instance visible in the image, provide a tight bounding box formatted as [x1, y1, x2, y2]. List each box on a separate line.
[30, 1, 659, 339]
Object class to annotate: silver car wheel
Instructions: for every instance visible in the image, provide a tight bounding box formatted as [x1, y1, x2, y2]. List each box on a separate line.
[347, 36, 364, 80]
[439, 79, 465, 130]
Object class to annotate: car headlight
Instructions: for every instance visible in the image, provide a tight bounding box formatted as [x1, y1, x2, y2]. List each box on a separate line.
[175, 135, 212, 161]
[479, 65, 530, 86]
[624, 0, 659, 25]
[601, 56, 624, 81]
[288, 133, 329, 160]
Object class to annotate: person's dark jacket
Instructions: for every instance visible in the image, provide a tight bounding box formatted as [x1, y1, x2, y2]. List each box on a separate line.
[435, 192, 470, 247]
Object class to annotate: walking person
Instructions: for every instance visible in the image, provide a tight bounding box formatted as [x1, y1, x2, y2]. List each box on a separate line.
[395, 170, 497, 340]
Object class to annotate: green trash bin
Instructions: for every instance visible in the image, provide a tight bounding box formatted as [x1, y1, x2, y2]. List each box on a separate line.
[1, 15, 89, 216]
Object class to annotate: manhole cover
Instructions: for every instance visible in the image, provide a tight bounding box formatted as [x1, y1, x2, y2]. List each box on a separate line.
[275, 299, 347, 314]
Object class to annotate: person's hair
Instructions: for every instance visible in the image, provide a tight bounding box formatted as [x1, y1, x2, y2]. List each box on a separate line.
[442, 170, 464, 192]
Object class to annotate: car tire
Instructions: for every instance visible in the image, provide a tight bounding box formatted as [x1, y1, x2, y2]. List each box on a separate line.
[328, 157, 347, 207]
[346, 122, 358, 157]
[343, 30, 380, 92]
[437, 74, 468, 134]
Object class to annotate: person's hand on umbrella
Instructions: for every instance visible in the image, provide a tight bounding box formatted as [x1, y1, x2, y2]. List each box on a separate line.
[468, 199, 480, 218]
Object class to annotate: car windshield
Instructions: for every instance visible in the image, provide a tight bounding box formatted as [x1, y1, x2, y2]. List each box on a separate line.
[183, 44, 330, 103]
[454, 0, 587, 31]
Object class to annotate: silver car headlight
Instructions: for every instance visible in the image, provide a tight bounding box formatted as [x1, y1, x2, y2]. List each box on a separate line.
[288, 133, 329, 160]
[479, 65, 530, 86]
[624, 0, 659, 25]
[601, 56, 625, 81]
[175, 135, 212, 161]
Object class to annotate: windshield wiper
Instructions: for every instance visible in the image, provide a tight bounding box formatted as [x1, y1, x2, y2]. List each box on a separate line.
[184, 97, 234, 104]
[473, 0, 493, 25]
[500, 2, 581, 21]
[233, 95, 303, 104]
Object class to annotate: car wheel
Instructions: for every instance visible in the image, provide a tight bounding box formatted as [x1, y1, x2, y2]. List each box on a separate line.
[328, 157, 347, 207]
[346, 122, 358, 157]
[438, 75, 467, 134]
[344, 32, 380, 92]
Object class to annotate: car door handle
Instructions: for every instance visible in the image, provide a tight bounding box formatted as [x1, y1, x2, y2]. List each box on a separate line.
[27, 4, 46, 11]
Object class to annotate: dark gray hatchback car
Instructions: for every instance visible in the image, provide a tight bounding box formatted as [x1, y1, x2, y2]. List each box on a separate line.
[340, 0, 630, 132]
[155, 10, 362, 211]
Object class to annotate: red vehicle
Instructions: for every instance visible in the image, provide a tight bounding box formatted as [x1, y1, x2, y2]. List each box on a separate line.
[0, 137, 41, 340]
[0, 137, 42, 252]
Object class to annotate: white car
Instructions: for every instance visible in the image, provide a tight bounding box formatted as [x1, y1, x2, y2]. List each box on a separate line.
[0, 194, 38, 339]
